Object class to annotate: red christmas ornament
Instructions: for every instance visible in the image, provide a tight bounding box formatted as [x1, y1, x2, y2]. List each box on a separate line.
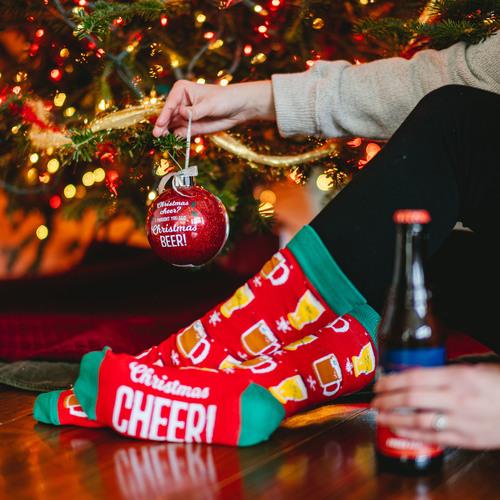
[146, 183, 229, 267]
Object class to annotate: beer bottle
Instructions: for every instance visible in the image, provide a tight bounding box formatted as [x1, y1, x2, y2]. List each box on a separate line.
[376, 209, 446, 474]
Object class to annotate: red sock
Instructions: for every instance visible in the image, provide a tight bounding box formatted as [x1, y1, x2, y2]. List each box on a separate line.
[154, 248, 339, 369]
[222, 313, 377, 416]
[33, 388, 104, 428]
[73, 348, 285, 446]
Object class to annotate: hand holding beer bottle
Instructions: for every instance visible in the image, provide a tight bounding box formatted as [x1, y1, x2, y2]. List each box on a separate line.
[374, 209, 446, 474]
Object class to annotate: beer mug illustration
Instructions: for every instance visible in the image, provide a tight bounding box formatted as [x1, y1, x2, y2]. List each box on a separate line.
[218, 355, 241, 371]
[352, 343, 376, 377]
[269, 375, 308, 404]
[220, 284, 255, 318]
[327, 316, 350, 333]
[313, 354, 342, 397]
[238, 355, 277, 374]
[241, 320, 280, 356]
[260, 252, 290, 286]
[287, 290, 326, 330]
[64, 392, 87, 418]
[284, 334, 318, 351]
[176, 320, 211, 365]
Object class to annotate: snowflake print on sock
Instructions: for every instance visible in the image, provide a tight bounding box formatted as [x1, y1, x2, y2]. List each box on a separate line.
[345, 358, 353, 374]
[276, 316, 292, 333]
[253, 276, 262, 287]
[170, 350, 180, 366]
[209, 310, 222, 326]
[307, 375, 317, 391]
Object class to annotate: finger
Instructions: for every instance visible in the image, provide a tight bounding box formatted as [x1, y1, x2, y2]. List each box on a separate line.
[173, 118, 237, 137]
[372, 389, 454, 412]
[374, 367, 459, 393]
[377, 410, 454, 432]
[153, 82, 189, 136]
[394, 427, 472, 449]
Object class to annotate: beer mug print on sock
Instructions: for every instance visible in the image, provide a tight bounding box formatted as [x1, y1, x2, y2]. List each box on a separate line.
[352, 343, 376, 377]
[269, 375, 308, 404]
[237, 355, 277, 374]
[283, 335, 318, 351]
[220, 283, 255, 318]
[241, 320, 280, 356]
[176, 320, 211, 365]
[313, 354, 342, 397]
[287, 290, 326, 330]
[218, 354, 241, 371]
[64, 392, 88, 418]
[260, 252, 290, 286]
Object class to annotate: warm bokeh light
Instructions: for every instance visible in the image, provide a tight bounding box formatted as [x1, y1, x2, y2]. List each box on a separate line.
[53, 92, 67, 107]
[47, 158, 60, 173]
[63, 184, 77, 199]
[316, 173, 332, 191]
[36, 225, 49, 240]
[82, 171, 95, 186]
[93, 168, 106, 182]
[259, 189, 277, 204]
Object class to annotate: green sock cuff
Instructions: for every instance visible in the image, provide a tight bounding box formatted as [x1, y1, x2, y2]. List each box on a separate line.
[74, 348, 109, 421]
[33, 390, 63, 425]
[288, 225, 380, 342]
[238, 383, 285, 447]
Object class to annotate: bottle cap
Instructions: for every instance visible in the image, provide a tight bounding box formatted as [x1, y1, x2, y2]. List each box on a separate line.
[393, 209, 431, 225]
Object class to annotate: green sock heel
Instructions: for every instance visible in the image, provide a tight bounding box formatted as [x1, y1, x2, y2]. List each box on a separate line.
[238, 383, 285, 446]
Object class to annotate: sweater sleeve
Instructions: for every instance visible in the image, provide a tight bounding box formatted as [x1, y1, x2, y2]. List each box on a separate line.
[271, 32, 500, 140]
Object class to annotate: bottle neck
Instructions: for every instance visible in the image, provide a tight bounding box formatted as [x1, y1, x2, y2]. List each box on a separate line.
[391, 224, 429, 309]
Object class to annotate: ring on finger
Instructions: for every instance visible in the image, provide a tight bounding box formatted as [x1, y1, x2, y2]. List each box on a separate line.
[431, 412, 448, 432]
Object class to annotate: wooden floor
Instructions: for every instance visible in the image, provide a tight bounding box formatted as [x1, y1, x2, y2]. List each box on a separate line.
[1, 385, 500, 500]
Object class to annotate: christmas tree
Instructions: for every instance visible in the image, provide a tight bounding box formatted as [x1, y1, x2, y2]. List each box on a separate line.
[0, 0, 498, 274]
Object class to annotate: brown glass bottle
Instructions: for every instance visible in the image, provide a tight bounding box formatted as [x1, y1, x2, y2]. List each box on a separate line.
[376, 209, 446, 475]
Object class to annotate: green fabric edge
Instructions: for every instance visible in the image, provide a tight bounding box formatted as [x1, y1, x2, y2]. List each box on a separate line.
[288, 225, 380, 342]
[238, 383, 285, 447]
[73, 348, 109, 421]
[33, 389, 63, 425]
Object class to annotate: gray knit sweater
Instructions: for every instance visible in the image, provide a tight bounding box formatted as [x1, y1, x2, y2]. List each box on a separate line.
[271, 32, 500, 140]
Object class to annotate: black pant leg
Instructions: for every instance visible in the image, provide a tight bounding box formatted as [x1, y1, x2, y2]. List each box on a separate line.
[310, 85, 500, 314]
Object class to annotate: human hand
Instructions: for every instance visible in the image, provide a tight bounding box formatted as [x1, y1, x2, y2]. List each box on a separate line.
[153, 80, 275, 137]
[372, 364, 500, 449]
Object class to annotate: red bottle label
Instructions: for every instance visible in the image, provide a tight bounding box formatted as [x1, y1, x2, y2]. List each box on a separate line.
[376, 424, 442, 459]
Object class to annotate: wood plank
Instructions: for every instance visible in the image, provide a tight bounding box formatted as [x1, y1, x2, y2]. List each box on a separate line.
[1, 387, 500, 500]
[0, 385, 37, 425]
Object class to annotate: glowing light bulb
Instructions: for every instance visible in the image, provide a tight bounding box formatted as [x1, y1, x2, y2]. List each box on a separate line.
[196, 13, 207, 24]
[316, 174, 332, 191]
[93, 168, 106, 182]
[30, 153, 39, 163]
[64, 107, 76, 117]
[63, 184, 76, 199]
[53, 92, 67, 107]
[197, 78, 206, 84]
[50, 68, 62, 81]
[36, 225, 49, 240]
[47, 158, 60, 173]
[148, 191, 157, 201]
[82, 171, 95, 186]
[259, 189, 276, 204]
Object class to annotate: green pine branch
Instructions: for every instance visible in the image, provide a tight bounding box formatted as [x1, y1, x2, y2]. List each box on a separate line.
[73, 0, 189, 39]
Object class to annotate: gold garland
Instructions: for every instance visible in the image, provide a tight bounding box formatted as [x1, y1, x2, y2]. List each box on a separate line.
[29, 100, 338, 167]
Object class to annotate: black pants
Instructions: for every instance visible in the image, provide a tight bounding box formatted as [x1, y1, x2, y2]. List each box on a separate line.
[310, 85, 500, 352]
